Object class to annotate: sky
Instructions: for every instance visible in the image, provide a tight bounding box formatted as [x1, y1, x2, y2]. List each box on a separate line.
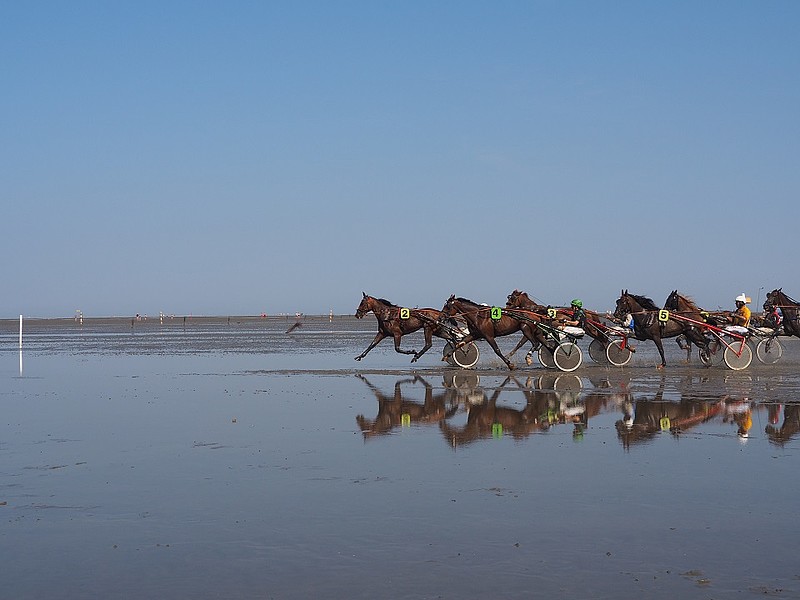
[2, 1, 798, 318]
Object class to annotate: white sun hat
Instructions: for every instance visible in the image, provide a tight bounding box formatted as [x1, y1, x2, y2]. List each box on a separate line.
[735, 293, 749, 303]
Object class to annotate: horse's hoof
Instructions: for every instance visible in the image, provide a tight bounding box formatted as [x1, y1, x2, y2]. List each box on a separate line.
[354, 357, 362, 361]
[657, 364, 665, 370]
[508, 363, 516, 371]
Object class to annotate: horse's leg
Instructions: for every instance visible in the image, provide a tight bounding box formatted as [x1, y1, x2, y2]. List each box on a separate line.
[392, 333, 417, 357]
[411, 326, 434, 363]
[519, 325, 542, 365]
[355, 332, 387, 360]
[688, 329, 710, 362]
[507, 335, 533, 359]
[485, 335, 515, 370]
[653, 335, 667, 368]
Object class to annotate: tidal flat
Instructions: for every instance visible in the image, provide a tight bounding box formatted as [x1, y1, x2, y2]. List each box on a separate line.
[1, 316, 798, 599]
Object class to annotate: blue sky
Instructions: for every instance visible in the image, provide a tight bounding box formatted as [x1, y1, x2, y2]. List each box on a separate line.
[2, 1, 798, 317]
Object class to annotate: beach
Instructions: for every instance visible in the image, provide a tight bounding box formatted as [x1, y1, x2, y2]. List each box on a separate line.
[1, 316, 799, 598]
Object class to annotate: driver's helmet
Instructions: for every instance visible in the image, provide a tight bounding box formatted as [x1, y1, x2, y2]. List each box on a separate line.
[571, 299, 583, 308]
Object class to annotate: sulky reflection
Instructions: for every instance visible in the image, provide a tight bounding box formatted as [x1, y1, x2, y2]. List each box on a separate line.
[355, 371, 790, 450]
[357, 373, 633, 447]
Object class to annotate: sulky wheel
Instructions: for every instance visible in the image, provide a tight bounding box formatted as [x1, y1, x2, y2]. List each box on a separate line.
[723, 339, 752, 370]
[756, 337, 782, 364]
[538, 346, 556, 369]
[606, 339, 633, 367]
[588, 338, 608, 364]
[553, 342, 582, 372]
[444, 341, 480, 369]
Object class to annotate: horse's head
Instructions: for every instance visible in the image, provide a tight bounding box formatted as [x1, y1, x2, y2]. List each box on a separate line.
[613, 290, 631, 321]
[355, 292, 372, 318]
[440, 294, 458, 317]
[765, 288, 782, 309]
[664, 290, 679, 311]
[506, 290, 521, 306]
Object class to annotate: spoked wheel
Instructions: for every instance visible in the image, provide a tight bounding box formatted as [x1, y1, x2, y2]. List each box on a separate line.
[724, 339, 752, 370]
[554, 374, 582, 392]
[588, 338, 608, 364]
[553, 342, 582, 372]
[538, 346, 556, 369]
[444, 342, 480, 369]
[606, 339, 633, 367]
[756, 337, 783, 364]
[702, 338, 726, 366]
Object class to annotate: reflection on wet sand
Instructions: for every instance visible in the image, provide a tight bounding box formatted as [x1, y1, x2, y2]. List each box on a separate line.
[355, 374, 458, 438]
[765, 403, 800, 446]
[357, 373, 631, 446]
[357, 372, 790, 450]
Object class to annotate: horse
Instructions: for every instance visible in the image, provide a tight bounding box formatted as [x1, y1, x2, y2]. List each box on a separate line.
[354, 293, 450, 363]
[503, 290, 551, 359]
[765, 288, 800, 338]
[613, 290, 706, 368]
[439, 295, 543, 370]
[507, 290, 622, 358]
[663, 290, 721, 362]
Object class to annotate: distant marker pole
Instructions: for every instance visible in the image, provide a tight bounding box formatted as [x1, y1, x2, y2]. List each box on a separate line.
[19, 315, 23, 375]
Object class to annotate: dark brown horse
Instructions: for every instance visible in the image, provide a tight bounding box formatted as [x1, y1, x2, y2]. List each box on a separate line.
[663, 290, 720, 363]
[765, 288, 800, 338]
[506, 290, 618, 357]
[354, 293, 449, 362]
[614, 290, 706, 368]
[440, 295, 542, 370]
[503, 290, 552, 359]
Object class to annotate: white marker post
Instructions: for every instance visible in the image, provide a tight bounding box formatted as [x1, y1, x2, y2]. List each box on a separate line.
[19, 314, 23, 375]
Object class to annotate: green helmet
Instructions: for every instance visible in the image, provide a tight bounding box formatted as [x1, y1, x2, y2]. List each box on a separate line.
[571, 299, 582, 308]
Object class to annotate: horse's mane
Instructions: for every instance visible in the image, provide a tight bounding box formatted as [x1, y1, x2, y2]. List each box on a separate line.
[375, 297, 398, 307]
[773, 289, 799, 306]
[627, 293, 660, 311]
[674, 292, 701, 312]
[455, 297, 482, 307]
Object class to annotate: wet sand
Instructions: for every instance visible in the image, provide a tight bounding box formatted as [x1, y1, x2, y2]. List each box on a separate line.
[1, 317, 799, 598]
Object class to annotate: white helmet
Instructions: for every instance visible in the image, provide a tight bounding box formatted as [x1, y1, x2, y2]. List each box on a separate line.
[735, 293, 748, 304]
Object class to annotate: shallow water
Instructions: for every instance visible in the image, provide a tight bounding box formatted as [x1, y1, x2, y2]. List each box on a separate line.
[1, 317, 799, 599]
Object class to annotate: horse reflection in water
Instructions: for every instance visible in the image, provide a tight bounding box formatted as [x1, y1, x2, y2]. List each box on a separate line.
[765, 403, 800, 446]
[439, 376, 617, 447]
[615, 377, 725, 449]
[355, 375, 458, 439]
[440, 377, 550, 447]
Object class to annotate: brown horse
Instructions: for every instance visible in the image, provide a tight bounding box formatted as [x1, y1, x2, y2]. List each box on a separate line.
[663, 290, 720, 363]
[503, 290, 552, 359]
[614, 290, 705, 368]
[765, 288, 800, 338]
[439, 295, 542, 370]
[506, 290, 620, 360]
[354, 293, 449, 362]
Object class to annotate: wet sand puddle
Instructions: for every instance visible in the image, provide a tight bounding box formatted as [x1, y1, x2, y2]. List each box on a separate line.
[1, 317, 799, 598]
